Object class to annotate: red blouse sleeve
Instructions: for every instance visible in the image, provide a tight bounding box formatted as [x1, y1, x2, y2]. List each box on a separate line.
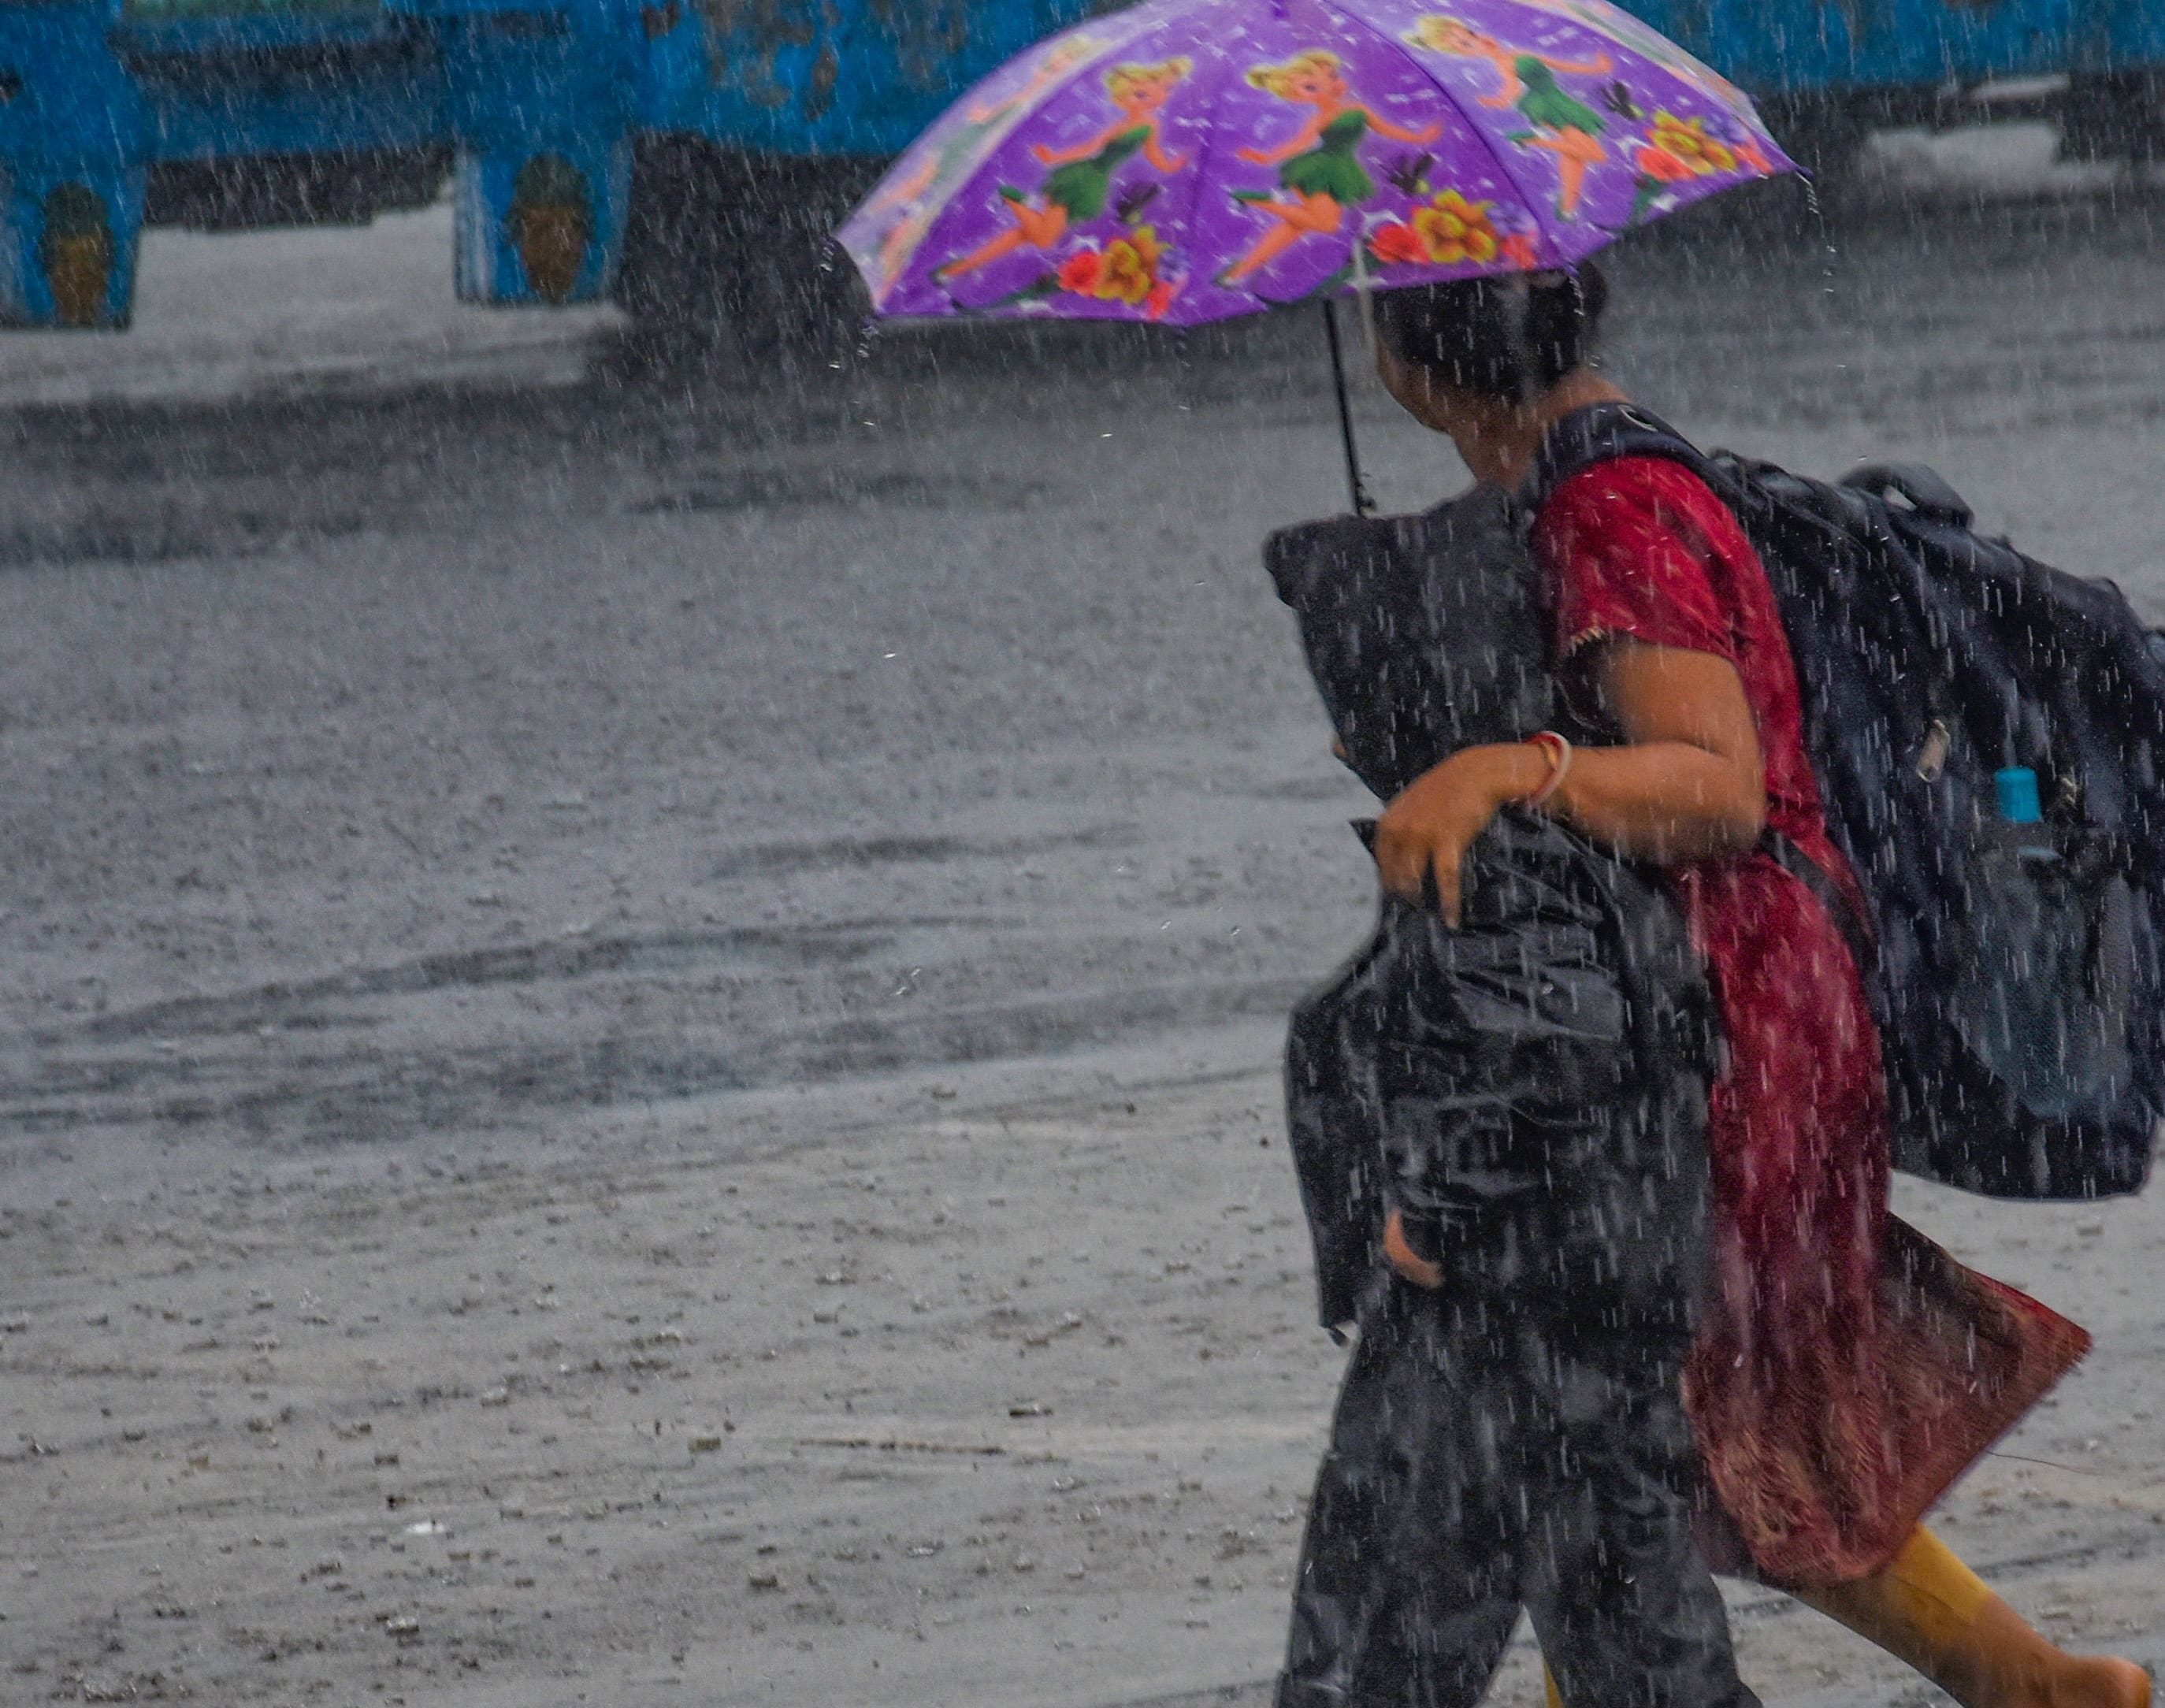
[1533, 458, 1740, 666]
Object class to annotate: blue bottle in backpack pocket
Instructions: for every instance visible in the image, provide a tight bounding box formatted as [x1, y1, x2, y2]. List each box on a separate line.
[1993, 767, 2060, 869]
[1994, 767, 2044, 830]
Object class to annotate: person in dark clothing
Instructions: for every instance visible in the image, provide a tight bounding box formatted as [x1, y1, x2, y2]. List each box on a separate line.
[1265, 336, 1757, 1708]
[1280, 1262, 1738, 1708]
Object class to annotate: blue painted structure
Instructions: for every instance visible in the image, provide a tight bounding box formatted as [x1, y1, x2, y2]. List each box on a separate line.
[0, 0, 2159, 332]
[0, 0, 1102, 328]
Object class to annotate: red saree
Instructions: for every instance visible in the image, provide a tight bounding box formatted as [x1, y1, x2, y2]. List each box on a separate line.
[1535, 456, 2091, 1586]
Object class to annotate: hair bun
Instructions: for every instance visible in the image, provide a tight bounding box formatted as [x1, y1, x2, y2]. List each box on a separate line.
[1372, 263, 1608, 403]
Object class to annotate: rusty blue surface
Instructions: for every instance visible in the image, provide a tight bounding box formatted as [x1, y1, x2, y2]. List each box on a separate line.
[2, 0, 2151, 186]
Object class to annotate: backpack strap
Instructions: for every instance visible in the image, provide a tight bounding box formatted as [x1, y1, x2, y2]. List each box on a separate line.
[1522, 401, 1721, 517]
[1762, 828, 1877, 976]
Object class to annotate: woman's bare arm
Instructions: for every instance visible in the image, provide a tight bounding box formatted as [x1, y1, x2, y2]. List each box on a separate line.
[1371, 638, 1766, 920]
[1547, 638, 1767, 855]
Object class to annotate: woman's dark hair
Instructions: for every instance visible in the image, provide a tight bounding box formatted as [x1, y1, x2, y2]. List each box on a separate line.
[1372, 263, 1608, 403]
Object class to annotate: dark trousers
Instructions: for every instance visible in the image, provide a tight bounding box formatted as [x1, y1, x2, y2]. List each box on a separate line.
[1276, 1285, 1758, 1708]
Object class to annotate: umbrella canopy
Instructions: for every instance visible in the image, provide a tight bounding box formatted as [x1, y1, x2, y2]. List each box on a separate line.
[837, 0, 1793, 329]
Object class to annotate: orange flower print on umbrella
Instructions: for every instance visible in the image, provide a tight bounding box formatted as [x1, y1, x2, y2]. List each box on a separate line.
[1413, 189, 1501, 263]
[1625, 109, 1747, 224]
[1059, 225, 1167, 306]
[1057, 248, 1107, 295]
[1367, 188, 1505, 269]
[1098, 226, 1165, 304]
[1367, 220, 1429, 266]
[1641, 110, 1738, 176]
[1037, 225, 1181, 320]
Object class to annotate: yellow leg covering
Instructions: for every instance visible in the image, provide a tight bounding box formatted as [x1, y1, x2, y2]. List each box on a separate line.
[1796, 1526, 2150, 1708]
[1799, 1525, 1990, 1663]
[1543, 1662, 1565, 1708]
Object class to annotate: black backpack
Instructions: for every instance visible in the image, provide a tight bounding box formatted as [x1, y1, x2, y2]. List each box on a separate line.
[1530, 404, 2164, 1201]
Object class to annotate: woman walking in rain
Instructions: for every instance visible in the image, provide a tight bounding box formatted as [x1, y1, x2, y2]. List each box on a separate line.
[1276, 266, 2151, 1708]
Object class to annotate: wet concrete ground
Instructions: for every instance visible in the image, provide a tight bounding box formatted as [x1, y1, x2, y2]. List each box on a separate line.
[1, 143, 2162, 1704]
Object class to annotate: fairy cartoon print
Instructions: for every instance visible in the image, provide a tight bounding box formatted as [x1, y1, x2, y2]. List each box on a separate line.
[860, 32, 1108, 293]
[1511, 0, 1758, 121]
[1220, 50, 1442, 287]
[935, 58, 1192, 286]
[1408, 16, 1613, 220]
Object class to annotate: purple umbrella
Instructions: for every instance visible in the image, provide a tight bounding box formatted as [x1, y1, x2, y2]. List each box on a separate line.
[837, 0, 1793, 506]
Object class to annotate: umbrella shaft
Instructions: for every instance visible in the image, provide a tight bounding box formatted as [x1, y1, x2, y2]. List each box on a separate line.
[1324, 301, 1375, 518]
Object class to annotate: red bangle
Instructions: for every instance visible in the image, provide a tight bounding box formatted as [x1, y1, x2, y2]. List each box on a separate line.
[1521, 731, 1573, 810]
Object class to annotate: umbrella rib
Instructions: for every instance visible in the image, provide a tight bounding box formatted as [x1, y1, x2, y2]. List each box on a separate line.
[1168, 2, 1259, 326]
